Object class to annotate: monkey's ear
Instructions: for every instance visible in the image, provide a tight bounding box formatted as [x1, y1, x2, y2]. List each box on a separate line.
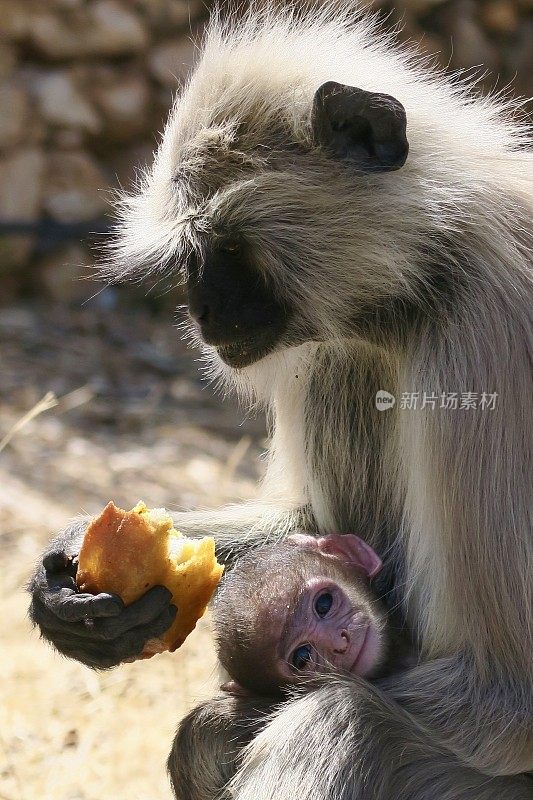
[311, 81, 409, 172]
[316, 534, 383, 578]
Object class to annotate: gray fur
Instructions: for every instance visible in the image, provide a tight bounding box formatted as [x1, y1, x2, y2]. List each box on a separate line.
[231, 680, 533, 800]
[168, 694, 271, 800]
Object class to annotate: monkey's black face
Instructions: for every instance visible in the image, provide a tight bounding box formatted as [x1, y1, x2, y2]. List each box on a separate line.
[187, 238, 290, 368]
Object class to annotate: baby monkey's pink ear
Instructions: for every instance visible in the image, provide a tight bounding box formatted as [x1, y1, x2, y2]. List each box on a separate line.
[317, 534, 382, 577]
[288, 533, 382, 578]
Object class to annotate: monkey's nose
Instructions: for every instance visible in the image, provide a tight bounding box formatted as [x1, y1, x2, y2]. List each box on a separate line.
[333, 631, 350, 654]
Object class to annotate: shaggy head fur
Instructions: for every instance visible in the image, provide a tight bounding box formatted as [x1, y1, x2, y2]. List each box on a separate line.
[107, 2, 531, 398]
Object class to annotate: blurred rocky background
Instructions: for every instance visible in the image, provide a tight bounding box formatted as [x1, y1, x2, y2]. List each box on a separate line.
[0, 0, 531, 305]
[0, 0, 206, 304]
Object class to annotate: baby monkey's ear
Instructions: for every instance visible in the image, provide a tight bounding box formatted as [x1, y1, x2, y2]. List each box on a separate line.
[288, 533, 382, 578]
[317, 534, 382, 578]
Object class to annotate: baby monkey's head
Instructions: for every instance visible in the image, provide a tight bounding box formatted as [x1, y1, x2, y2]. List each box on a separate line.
[213, 534, 388, 697]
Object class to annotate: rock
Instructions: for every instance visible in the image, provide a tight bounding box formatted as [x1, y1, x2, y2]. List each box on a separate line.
[447, 1, 499, 72]
[0, 0, 29, 40]
[91, 71, 150, 140]
[27, 11, 83, 60]
[31, 71, 101, 133]
[508, 20, 533, 94]
[0, 84, 28, 149]
[167, 0, 204, 27]
[25, 109, 48, 146]
[0, 233, 34, 271]
[134, 0, 204, 32]
[0, 306, 36, 331]
[52, 128, 86, 149]
[0, 148, 45, 267]
[483, 0, 519, 34]
[39, 243, 95, 303]
[28, 3, 147, 60]
[148, 36, 197, 86]
[43, 150, 109, 223]
[399, 0, 448, 11]
[85, 1, 148, 56]
[0, 148, 45, 221]
[0, 42, 17, 79]
[52, 128, 84, 149]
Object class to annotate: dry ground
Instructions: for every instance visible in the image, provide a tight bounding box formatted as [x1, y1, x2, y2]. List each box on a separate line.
[0, 301, 266, 800]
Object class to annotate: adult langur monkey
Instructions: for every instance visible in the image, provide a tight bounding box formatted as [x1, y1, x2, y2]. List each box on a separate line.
[29, 4, 532, 799]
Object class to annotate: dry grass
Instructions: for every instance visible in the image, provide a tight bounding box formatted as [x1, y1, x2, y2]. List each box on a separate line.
[0, 302, 265, 800]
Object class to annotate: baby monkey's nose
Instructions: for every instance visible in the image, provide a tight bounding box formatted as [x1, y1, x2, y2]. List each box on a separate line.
[333, 631, 350, 654]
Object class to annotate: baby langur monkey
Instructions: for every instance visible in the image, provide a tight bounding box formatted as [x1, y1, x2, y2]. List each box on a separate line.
[213, 534, 412, 697]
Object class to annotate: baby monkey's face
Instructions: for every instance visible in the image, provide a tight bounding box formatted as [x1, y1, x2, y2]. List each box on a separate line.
[278, 574, 381, 680]
[215, 533, 388, 696]
[275, 534, 386, 681]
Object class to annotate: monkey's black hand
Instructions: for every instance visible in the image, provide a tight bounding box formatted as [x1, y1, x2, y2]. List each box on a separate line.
[28, 521, 177, 669]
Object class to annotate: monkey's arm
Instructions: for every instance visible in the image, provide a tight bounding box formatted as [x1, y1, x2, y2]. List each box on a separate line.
[171, 501, 312, 563]
[168, 693, 273, 800]
[28, 502, 310, 667]
[381, 656, 533, 775]
[231, 669, 533, 800]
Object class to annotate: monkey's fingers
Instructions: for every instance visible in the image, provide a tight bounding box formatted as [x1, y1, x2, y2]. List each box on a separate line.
[35, 605, 177, 642]
[110, 604, 178, 662]
[43, 573, 124, 622]
[33, 588, 176, 668]
[43, 550, 70, 572]
[87, 587, 174, 639]
[43, 549, 79, 577]
[50, 590, 124, 622]
[55, 604, 178, 668]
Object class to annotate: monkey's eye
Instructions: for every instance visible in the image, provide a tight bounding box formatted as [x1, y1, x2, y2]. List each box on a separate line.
[219, 240, 240, 254]
[314, 592, 333, 617]
[291, 644, 313, 671]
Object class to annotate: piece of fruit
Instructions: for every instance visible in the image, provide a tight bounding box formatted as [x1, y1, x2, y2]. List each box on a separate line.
[76, 501, 224, 656]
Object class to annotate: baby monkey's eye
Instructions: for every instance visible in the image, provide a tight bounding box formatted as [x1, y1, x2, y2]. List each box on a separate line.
[314, 592, 333, 617]
[291, 644, 313, 671]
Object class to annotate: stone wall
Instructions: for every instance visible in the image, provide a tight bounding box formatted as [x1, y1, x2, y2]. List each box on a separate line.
[0, 0, 206, 302]
[0, 0, 531, 303]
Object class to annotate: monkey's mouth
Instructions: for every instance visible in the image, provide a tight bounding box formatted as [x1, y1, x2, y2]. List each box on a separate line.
[217, 335, 278, 368]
